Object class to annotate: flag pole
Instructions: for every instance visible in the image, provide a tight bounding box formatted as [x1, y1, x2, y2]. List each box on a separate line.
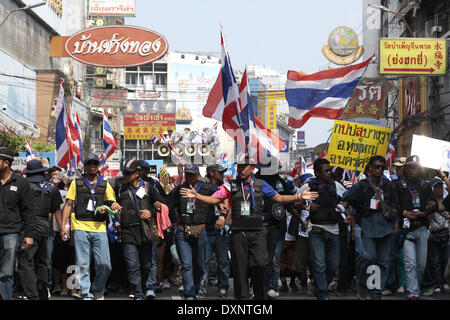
[352, 140, 364, 187]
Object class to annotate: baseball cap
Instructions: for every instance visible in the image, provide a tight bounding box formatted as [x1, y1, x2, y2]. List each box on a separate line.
[84, 153, 99, 165]
[184, 163, 199, 174]
[138, 160, 151, 171]
[393, 157, 407, 167]
[206, 164, 227, 173]
[122, 160, 142, 173]
[0, 147, 14, 161]
[236, 154, 256, 165]
[430, 177, 444, 189]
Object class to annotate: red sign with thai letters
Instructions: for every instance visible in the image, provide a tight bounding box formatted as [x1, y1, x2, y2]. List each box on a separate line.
[65, 25, 169, 67]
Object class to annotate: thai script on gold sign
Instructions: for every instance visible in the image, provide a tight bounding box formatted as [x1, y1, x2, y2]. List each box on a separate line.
[380, 38, 446, 75]
[328, 120, 391, 171]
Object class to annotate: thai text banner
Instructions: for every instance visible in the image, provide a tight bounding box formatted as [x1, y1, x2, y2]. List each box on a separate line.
[380, 39, 446, 75]
[328, 120, 392, 171]
[124, 113, 175, 140]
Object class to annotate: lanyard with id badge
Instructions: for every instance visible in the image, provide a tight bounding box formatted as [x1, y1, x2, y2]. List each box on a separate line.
[82, 175, 103, 212]
[275, 181, 284, 192]
[370, 188, 383, 211]
[185, 182, 203, 215]
[240, 182, 252, 216]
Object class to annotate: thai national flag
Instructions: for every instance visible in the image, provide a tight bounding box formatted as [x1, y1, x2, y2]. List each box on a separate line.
[202, 27, 247, 154]
[240, 68, 285, 161]
[286, 57, 372, 128]
[202, 28, 285, 161]
[99, 153, 109, 173]
[149, 135, 159, 144]
[103, 110, 118, 160]
[74, 112, 84, 163]
[55, 81, 71, 169]
[25, 141, 36, 163]
[66, 107, 81, 167]
[385, 134, 396, 167]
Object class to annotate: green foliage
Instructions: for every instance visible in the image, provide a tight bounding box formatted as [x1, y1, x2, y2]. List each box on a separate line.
[0, 131, 55, 155]
[0, 131, 26, 154]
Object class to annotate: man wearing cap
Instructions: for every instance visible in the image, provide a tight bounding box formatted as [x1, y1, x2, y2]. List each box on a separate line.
[394, 155, 438, 300]
[180, 155, 318, 300]
[115, 160, 166, 300]
[255, 159, 297, 299]
[390, 157, 406, 181]
[18, 160, 63, 300]
[199, 163, 230, 297]
[60, 153, 121, 300]
[0, 147, 34, 300]
[167, 163, 216, 300]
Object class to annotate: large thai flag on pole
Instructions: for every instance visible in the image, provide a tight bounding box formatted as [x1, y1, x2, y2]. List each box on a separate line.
[286, 57, 372, 128]
[25, 141, 36, 163]
[239, 69, 285, 161]
[55, 81, 71, 169]
[103, 110, 118, 160]
[202, 27, 247, 153]
[66, 106, 81, 167]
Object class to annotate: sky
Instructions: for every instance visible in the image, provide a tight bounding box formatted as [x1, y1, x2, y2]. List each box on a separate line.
[126, 0, 365, 148]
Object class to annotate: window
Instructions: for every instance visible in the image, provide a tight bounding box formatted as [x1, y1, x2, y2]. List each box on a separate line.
[126, 73, 137, 85]
[139, 64, 153, 72]
[154, 64, 167, 72]
[155, 74, 167, 85]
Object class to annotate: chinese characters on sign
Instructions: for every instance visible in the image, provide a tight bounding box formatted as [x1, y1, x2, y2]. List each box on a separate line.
[341, 78, 393, 120]
[124, 113, 175, 140]
[328, 120, 392, 171]
[380, 39, 446, 75]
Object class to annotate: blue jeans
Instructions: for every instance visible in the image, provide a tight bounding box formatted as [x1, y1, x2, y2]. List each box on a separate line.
[402, 226, 428, 298]
[359, 233, 392, 298]
[265, 225, 283, 291]
[202, 229, 230, 291]
[0, 234, 19, 300]
[122, 242, 157, 299]
[423, 240, 450, 288]
[308, 230, 340, 299]
[73, 230, 111, 299]
[176, 227, 207, 299]
[47, 232, 55, 288]
[353, 224, 363, 284]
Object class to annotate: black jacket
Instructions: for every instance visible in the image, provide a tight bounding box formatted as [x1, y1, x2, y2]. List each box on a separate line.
[0, 173, 35, 237]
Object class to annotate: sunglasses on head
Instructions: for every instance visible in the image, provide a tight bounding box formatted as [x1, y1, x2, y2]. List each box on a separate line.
[371, 164, 386, 170]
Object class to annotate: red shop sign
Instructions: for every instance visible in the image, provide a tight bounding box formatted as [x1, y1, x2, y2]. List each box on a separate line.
[65, 25, 169, 67]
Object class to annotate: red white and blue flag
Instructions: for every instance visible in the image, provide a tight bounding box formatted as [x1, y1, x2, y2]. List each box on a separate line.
[74, 112, 84, 163]
[55, 81, 71, 169]
[66, 107, 81, 168]
[99, 153, 109, 173]
[385, 134, 396, 167]
[24, 140, 36, 163]
[286, 57, 372, 128]
[202, 28, 285, 161]
[103, 110, 118, 160]
[202, 27, 247, 154]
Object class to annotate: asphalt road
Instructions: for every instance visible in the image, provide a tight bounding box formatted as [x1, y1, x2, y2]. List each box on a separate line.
[42, 281, 450, 301]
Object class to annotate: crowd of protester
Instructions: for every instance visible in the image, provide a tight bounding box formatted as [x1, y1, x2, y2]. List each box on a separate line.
[0, 145, 449, 300]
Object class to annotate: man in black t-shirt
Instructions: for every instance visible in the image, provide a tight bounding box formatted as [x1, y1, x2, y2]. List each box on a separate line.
[18, 160, 63, 300]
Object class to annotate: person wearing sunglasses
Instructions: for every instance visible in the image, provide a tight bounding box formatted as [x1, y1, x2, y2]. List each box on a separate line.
[343, 155, 399, 300]
[297, 158, 348, 300]
[394, 155, 438, 300]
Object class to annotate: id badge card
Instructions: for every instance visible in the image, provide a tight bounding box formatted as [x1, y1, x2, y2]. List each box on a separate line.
[413, 197, 420, 208]
[136, 187, 146, 199]
[403, 218, 410, 229]
[186, 199, 194, 214]
[370, 197, 380, 210]
[87, 199, 96, 212]
[241, 201, 250, 216]
[276, 181, 284, 192]
[215, 206, 221, 216]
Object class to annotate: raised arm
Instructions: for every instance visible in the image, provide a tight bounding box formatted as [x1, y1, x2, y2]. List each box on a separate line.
[271, 187, 318, 204]
[180, 185, 223, 205]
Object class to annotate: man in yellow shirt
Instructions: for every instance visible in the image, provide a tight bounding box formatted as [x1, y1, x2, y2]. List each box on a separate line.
[60, 154, 121, 300]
